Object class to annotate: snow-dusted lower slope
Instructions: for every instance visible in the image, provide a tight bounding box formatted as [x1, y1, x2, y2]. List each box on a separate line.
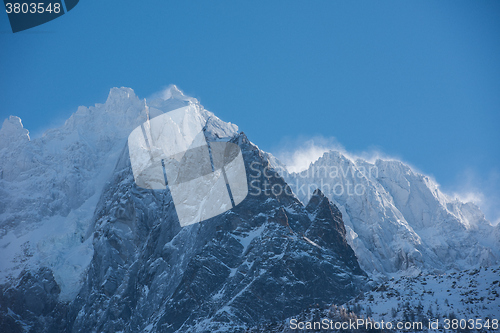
[282, 151, 500, 276]
[0, 85, 237, 300]
[345, 265, 500, 327]
[255, 266, 500, 332]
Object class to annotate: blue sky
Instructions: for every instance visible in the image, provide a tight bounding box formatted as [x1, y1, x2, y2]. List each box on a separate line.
[1, 0, 499, 222]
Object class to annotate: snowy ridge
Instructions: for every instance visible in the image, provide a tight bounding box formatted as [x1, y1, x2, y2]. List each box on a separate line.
[57, 129, 364, 332]
[1, 84, 497, 315]
[256, 266, 500, 332]
[346, 265, 500, 327]
[0, 86, 238, 299]
[282, 151, 500, 276]
[0, 116, 30, 150]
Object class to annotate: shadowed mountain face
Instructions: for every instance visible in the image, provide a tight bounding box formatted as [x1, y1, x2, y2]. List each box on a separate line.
[67, 134, 366, 332]
[0, 132, 366, 332]
[305, 188, 364, 276]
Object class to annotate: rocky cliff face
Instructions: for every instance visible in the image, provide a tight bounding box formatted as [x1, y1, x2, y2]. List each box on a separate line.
[0, 268, 64, 333]
[63, 134, 365, 332]
[2, 85, 497, 332]
[0, 88, 366, 332]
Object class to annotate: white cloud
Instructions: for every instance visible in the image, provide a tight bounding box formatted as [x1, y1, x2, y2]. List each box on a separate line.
[147, 85, 177, 101]
[271, 135, 345, 173]
[446, 168, 500, 226]
[270, 135, 405, 173]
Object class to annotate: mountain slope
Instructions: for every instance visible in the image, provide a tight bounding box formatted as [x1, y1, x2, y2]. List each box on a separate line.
[0, 87, 366, 332]
[1, 85, 497, 332]
[63, 134, 366, 332]
[282, 151, 499, 276]
[0, 86, 237, 300]
[345, 265, 500, 328]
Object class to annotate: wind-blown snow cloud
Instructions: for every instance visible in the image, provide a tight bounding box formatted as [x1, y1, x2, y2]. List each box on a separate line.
[272, 135, 345, 173]
[448, 168, 500, 226]
[29, 115, 67, 139]
[271, 135, 404, 173]
[147, 85, 178, 101]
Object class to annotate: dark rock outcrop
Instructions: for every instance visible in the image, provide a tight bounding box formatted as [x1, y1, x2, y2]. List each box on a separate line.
[1, 133, 366, 332]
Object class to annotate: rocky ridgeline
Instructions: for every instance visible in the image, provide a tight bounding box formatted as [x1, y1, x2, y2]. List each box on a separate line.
[1, 130, 367, 332]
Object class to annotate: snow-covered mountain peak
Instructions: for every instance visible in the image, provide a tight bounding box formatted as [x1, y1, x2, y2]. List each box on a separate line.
[282, 148, 499, 275]
[148, 85, 199, 112]
[0, 116, 30, 149]
[106, 86, 138, 102]
[103, 87, 144, 114]
[161, 84, 187, 100]
[0, 85, 240, 298]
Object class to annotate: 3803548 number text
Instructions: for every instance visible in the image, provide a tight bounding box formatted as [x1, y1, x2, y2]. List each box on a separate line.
[5, 2, 61, 14]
